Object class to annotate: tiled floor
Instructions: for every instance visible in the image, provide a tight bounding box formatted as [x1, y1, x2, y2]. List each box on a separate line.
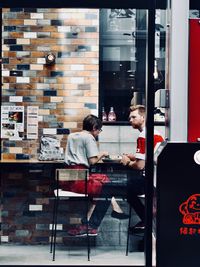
[0, 244, 145, 266]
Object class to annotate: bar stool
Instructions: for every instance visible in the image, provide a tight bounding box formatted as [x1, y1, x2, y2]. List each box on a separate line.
[126, 194, 145, 256]
[50, 168, 90, 261]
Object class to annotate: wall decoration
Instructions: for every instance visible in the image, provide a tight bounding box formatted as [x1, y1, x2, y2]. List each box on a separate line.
[1, 106, 24, 140]
[27, 106, 38, 140]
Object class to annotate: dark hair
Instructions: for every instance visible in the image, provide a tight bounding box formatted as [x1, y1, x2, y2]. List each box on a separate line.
[82, 114, 102, 131]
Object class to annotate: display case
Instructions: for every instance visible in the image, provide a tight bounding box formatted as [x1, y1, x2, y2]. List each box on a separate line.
[99, 8, 166, 124]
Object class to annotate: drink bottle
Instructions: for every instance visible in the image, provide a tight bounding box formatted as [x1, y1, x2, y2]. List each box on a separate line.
[108, 107, 116, 121]
[102, 107, 107, 121]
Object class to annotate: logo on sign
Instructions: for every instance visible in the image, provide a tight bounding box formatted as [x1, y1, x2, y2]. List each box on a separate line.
[179, 194, 200, 225]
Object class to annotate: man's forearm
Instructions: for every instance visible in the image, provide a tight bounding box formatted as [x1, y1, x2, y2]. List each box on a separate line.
[127, 159, 145, 170]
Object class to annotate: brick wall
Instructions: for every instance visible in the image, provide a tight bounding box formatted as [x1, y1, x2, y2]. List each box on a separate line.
[1, 8, 99, 160]
[1, 162, 137, 248]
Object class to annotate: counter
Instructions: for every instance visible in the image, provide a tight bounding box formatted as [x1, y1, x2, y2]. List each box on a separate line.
[0, 160, 136, 246]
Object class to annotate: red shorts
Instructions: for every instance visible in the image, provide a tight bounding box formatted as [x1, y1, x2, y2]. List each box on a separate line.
[59, 165, 110, 197]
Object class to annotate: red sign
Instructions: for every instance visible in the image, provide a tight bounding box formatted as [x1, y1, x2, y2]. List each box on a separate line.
[179, 194, 200, 236]
[179, 194, 200, 225]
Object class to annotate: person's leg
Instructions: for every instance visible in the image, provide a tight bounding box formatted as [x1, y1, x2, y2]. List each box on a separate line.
[87, 197, 126, 219]
[127, 173, 145, 233]
[88, 183, 126, 229]
[87, 202, 96, 220]
[68, 183, 113, 236]
[111, 196, 123, 213]
[68, 183, 126, 236]
[127, 194, 145, 222]
[127, 173, 145, 221]
[110, 196, 129, 219]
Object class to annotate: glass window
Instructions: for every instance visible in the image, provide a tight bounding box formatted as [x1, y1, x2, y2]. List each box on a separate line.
[99, 8, 166, 124]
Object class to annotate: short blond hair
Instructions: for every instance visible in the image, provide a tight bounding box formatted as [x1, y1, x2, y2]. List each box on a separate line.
[129, 105, 145, 116]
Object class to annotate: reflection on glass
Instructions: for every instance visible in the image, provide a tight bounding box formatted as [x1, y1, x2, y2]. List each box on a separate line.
[100, 8, 147, 121]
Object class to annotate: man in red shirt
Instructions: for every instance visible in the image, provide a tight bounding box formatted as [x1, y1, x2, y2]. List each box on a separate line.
[121, 105, 164, 233]
[68, 105, 164, 236]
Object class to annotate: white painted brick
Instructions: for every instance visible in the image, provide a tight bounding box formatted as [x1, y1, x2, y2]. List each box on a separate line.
[90, 109, 98, 116]
[63, 122, 77, 128]
[99, 142, 120, 155]
[24, 19, 37, 25]
[71, 77, 84, 84]
[16, 77, 30, 83]
[43, 128, 57, 135]
[50, 97, 63, 103]
[37, 20, 50, 25]
[37, 84, 49, 89]
[9, 96, 23, 102]
[58, 26, 71, 32]
[29, 205, 43, 211]
[2, 84, 9, 89]
[31, 13, 44, 19]
[120, 126, 139, 142]
[2, 45, 9, 51]
[119, 142, 136, 154]
[37, 58, 46, 64]
[30, 64, 43, 70]
[24, 32, 37, 38]
[91, 46, 99, 52]
[71, 65, 84, 71]
[38, 115, 43, 121]
[17, 39, 30, 45]
[2, 70, 9, 77]
[99, 126, 120, 142]
[1, 236, 9, 242]
[38, 109, 50, 115]
[37, 46, 50, 51]
[9, 147, 23, 153]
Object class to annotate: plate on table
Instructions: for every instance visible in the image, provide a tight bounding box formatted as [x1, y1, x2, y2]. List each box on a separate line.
[102, 155, 122, 163]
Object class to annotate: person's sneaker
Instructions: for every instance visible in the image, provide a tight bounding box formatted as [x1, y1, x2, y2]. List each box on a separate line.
[111, 210, 130, 220]
[67, 224, 98, 237]
[129, 221, 145, 234]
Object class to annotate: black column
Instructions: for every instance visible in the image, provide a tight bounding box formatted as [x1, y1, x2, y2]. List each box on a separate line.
[145, 1, 156, 267]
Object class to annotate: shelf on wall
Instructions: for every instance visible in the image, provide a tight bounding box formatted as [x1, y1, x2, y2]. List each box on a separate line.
[102, 121, 130, 126]
[102, 121, 166, 126]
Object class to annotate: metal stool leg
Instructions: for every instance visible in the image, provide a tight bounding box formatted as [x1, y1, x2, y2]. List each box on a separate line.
[52, 196, 59, 261]
[86, 223, 90, 261]
[50, 197, 56, 253]
[86, 197, 90, 261]
[126, 205, 132, 256]
[85, 171, 90, 261]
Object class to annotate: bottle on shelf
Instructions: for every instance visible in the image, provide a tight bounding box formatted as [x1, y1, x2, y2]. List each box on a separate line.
[102, 107, 107, 121]
[108, 107, 116, 121]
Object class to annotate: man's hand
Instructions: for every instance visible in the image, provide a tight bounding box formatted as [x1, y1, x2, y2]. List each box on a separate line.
[121, 155, 131, 166]
[101, 151, 109, 158]
[123, 153, 135, 161]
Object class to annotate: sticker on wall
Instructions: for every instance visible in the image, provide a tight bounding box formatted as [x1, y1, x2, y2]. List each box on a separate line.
[27, 106, 38, 139]
[1, 106, 24, 140]
[179, 194, 200, 236]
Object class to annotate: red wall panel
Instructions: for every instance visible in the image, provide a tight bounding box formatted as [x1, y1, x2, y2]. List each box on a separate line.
[188, 19, 200, 142]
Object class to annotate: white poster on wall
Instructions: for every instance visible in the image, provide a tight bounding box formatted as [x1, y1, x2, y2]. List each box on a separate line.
[1, 106, 24, 140]
[27, 106, 38, 139]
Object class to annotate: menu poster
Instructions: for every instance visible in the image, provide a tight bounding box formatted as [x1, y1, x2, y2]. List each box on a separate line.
[27, 106, 38, 140]
[1, 106, 24, 140]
